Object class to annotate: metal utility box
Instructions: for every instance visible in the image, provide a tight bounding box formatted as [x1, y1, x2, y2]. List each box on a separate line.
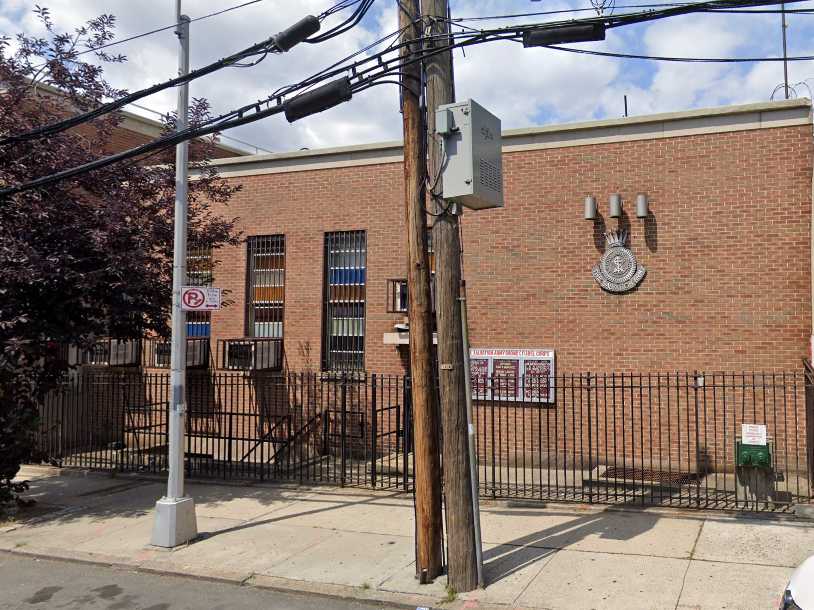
[736, 441, 772, 468]
[435, 99, 503, 210]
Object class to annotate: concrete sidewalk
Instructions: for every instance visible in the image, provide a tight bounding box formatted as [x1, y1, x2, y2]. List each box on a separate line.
[2, 466, 812, 610]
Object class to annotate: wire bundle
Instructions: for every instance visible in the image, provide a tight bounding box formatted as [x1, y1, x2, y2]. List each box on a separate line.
[1, 0, 810, 198]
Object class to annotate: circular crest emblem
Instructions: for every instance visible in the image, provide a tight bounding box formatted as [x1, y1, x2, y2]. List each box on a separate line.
[592, 230, 646, 293]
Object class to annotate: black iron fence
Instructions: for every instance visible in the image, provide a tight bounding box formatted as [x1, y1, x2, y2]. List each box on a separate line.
[37, 370, 409, 490]
[33, 367, 813, 511]
[474, 370, 812, 511]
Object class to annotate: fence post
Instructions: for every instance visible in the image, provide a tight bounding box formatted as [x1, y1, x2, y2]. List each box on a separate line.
[403, 376, 411, 491]
[259, 373, 266, 481]
[804, 362, 814, 496]
[119, 385, 127, 472]
[490, 375, 496, 499]
[341, 373, 347, 488]
[693, 371, 701, 508]
[587, 373, 593, 504]
[371, 373, 378, 488]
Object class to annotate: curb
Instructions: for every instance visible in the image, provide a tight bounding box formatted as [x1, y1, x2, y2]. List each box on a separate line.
[0, 547, 452, 610]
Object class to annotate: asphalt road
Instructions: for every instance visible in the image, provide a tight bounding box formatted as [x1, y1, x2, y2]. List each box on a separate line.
[0, 552, 405, 610]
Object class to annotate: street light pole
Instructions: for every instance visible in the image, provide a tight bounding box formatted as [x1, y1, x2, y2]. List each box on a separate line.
[781, 2, 790, 99]
[151, 0, 198, 548]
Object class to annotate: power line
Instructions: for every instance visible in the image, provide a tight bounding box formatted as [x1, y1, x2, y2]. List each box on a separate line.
[2, 0, 808, 198]
[454, 1, 814, 21]
[3, 0, 374, 147]
[546, 44, 814, 61]
[71, 0, 272, 60]
[128, 103, 272, 154]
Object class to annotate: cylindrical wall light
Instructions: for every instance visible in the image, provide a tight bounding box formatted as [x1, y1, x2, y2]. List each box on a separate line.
[584, 195, 597, 220]
[636, 193, 649, 219]
[609, 193, 622, 218]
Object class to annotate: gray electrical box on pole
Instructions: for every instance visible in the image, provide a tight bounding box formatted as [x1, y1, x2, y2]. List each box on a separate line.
[435, 99, 503, 210]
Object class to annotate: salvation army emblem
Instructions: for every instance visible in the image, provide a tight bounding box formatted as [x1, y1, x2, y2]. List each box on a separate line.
[592, 230, 646, 293]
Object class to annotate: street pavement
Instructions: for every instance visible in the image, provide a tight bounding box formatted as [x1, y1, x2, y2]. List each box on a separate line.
[1, 465, 812, 610]
[0, 553, 398, 609]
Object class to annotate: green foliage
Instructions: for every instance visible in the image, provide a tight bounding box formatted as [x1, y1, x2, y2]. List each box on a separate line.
[0, 8, 241, 503]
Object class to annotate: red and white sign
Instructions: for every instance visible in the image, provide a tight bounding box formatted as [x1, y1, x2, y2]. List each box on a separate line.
[181, 286, 221, 311]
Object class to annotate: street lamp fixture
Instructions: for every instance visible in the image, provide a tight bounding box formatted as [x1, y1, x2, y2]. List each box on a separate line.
[585, 195, 597, 220]
[636, 193, 649, 218]
[609, 193, 622, 218]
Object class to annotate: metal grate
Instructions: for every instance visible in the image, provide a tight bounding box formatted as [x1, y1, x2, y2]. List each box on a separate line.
[479, 158, 501, 192]
[246, 235, 285, 338]
[601, 467, 698, 487]
[323, 230, 366, 371]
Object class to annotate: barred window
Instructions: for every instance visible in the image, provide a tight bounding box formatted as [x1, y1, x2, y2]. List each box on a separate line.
[186, 247, 212, 337]
[323, 231, 366, 371]
[246, 235, 285, 338]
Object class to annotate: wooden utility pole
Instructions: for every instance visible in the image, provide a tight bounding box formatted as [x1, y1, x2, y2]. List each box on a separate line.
[421, 0, 479, 593]
[397, 0, 443, 582]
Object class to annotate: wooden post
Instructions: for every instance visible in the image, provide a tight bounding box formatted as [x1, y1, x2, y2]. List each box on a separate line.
[421, 0, 479, 593]
[398, 0, 443, 582]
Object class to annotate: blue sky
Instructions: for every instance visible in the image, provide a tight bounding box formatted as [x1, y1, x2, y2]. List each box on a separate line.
[2, 0, 814, 153]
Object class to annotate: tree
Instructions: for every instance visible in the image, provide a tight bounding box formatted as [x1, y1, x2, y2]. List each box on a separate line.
[0, 8, 242, 504]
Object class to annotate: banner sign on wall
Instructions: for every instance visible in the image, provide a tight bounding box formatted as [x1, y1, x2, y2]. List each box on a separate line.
[469, 348, 555, 404]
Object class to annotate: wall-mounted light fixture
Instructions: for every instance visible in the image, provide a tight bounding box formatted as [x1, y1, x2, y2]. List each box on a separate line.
[584, 195, 597, 220]
[636, 193, 649, 219]
[609, 194, 622, 218]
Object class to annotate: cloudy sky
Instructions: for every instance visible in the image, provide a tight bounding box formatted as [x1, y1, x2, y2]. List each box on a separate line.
[3, 0, 814, 154]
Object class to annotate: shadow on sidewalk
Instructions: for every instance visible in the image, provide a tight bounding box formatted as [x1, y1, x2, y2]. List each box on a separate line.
[10, 471, 407, 531]
[480, 490, 671, 586]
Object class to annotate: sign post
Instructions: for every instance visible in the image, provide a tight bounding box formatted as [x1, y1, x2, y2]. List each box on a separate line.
[151, 2, 197, 548]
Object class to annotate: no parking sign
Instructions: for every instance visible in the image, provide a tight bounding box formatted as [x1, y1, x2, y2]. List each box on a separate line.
[181, 286, 221, 311]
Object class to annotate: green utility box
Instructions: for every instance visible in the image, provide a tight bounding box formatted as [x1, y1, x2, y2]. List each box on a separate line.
[736, 441, 772, 468]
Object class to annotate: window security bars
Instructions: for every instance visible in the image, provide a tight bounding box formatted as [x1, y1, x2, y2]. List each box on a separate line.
[246, 235, 285, 339]
[386, 278, 436, 314]
[385, 232, 435, 315]
[323, 231, 366, 371]
[217, 337, 283, 371]
[142, 337, 210, 369]
[187, 247, 213, 338]
[386, 279, 409, 314]
[75, 339, 141, 367]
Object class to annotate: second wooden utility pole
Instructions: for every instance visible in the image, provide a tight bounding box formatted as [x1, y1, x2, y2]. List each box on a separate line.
[397, 0, 444, 582]
[421, 0, 480, 593]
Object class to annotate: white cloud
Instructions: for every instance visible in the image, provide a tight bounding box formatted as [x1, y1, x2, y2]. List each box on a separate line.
[4, 0, 814, 152]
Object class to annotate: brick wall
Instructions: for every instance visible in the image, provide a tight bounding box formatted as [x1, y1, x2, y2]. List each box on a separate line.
[210, 162, 411, 373]
[208, 123, 813, 376]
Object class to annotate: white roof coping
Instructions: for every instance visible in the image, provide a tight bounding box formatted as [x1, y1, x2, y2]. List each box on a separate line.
[203, 98, 812, 178]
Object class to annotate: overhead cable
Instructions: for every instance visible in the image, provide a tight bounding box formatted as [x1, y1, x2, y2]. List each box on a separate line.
[2, 0, 375, 147]
[2, 0, 809, 197]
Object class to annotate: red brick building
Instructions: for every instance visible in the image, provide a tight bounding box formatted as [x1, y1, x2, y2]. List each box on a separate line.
[49, 100, 814, 502]
[199, 98, 813, 377]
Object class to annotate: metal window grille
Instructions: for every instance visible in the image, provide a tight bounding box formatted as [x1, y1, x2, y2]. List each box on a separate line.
[385, 231, 434, 314]
[323, 231, 366, 371]
[246, 235, 285, 338]
[186, 247, 213, 337]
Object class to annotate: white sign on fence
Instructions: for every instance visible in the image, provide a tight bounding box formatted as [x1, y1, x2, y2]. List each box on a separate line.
[741, 423, 767, 446]
[181, 286, 222, 311]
